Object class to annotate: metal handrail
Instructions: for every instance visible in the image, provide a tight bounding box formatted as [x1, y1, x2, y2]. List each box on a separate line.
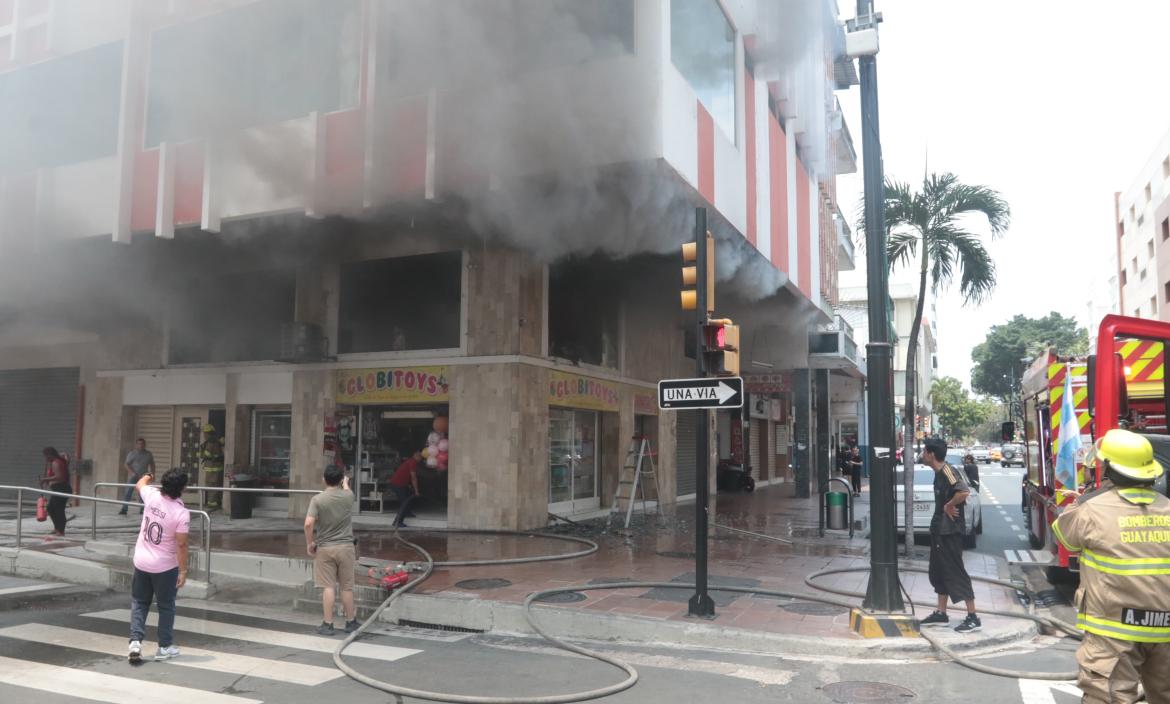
[93, 482, 320, 513]
[0, 485, 212, 582]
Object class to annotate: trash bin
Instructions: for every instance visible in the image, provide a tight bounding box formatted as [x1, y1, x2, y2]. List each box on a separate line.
[229, 475, 255, 520]
[825, 491, 848, 530]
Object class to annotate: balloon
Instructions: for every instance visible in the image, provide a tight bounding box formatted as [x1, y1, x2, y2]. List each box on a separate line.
[427, 432, 440, 445]
[433, 416, 449, 435]
[437, 451, 448, 463]
[421, 447, 430, 459]
[426, 456, 439, 468]
[438, 438, 449, 452]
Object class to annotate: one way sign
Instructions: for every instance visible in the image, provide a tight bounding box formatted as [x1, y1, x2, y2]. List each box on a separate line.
[658, 377, 744, 410]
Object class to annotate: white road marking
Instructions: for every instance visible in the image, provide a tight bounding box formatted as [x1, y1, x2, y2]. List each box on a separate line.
[0, 655, 260, 704]
[0, 582, 70, 596]
[1018, 678, 1082, 704]
[0, 623, 343, 686]
[83, 609, 421, 662]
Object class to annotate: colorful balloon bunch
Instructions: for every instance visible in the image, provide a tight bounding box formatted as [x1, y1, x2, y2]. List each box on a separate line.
[421, 416, 449, 470]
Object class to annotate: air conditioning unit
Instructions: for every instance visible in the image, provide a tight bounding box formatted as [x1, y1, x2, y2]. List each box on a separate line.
[278, 322, 329, 363]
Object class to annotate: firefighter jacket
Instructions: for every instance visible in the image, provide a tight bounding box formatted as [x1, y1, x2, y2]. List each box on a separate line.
[200, 439, 224, 469]
[1053, 485, 1170, 643]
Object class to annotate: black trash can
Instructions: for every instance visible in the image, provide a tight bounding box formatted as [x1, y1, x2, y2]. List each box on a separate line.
[229, 475, 255, 519]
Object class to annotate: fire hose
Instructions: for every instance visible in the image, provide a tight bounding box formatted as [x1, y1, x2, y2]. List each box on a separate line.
[332, 529, 1083, 702]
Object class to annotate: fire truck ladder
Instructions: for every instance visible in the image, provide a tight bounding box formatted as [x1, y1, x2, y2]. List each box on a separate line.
[607, 435, 661, 532]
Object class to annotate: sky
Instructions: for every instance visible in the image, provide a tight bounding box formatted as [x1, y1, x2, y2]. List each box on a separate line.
[835, 0, 1170, 390]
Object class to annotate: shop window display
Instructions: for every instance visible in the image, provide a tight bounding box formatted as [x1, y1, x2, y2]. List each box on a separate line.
[253, 410, 292, 487]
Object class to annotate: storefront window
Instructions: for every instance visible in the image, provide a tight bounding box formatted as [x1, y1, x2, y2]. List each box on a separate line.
[670, 0, 736, 141]
[549, 408, 599, 511]
[338, 252, 462, 353]
[253, 410, 291, 486]
[549, 256, 620, 368]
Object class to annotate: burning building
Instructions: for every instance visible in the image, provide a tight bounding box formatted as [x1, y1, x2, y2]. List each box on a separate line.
[0, 0, 863, 530]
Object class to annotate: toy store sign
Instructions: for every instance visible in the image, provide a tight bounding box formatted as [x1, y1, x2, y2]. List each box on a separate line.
[336, 366, 450, 404]
[549, 372, 620, 412]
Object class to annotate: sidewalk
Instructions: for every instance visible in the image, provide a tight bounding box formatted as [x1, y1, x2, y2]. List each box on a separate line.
[0, 483, 1032, 655]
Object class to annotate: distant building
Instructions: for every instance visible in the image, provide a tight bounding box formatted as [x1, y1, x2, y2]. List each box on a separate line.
[1115, 127, 1170, 321]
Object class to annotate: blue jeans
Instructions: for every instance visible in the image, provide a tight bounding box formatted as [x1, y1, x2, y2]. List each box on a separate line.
[130, 567, 179, 646]
[120, 482, 143, 512]
[391, 485, 415, 526]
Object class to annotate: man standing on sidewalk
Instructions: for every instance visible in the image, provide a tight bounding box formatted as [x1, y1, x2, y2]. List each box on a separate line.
[917, 438, 981, 633]
[128, 468, 190, 663]
[119, 439, 155, 516]
[304, 466, 358, 636]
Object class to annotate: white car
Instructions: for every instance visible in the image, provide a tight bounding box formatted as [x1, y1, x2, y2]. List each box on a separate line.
[969, 445, 991, 463]
[895, 464, 983, 549]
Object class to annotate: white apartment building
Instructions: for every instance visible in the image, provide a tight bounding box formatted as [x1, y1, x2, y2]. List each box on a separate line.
[1116, 127, 1170, 321]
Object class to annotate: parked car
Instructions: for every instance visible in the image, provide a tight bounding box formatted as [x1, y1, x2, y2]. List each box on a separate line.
[969, 445, 991, 463]
[990, 447, 1003, 462]
[895, 464, 983, 548]
[1001, 443, 1026, 468]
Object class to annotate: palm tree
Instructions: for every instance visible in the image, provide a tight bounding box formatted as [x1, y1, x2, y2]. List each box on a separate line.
[883, 173, 1010, 555]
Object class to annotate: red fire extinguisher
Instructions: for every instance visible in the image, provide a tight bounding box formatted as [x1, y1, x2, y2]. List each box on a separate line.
[36, 496, 48, 522]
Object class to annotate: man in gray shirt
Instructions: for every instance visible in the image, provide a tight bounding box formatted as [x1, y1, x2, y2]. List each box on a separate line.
[119, 438, 156, 516]
[304, 465, 357, 636]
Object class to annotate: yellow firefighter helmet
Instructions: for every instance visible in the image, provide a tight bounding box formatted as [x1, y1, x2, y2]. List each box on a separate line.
[1095, 428, 1164, 482]
[202, 423, 216, 433]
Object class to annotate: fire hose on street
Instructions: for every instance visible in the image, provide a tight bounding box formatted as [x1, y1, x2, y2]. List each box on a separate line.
[331, 529, 1083, 703]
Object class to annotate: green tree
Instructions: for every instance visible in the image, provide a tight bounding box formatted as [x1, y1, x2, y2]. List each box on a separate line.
[876, 172, 1010, 555]
[931, 377, 988, 441]
[971, 397, 1008, 444]
[971, 312, 1089, 400]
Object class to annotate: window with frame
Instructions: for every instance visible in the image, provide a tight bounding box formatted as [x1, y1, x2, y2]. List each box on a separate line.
[549, 256, 620, 369]
[670, 0, 736, 142]
[1162, 218, 1169, 242]
[1150, 239, 1156, 258]
[168, 268, 296, 364]
[338, 252, 463, 354]
[252, 410, 292, 487]
[1121, 269, 1128, 286]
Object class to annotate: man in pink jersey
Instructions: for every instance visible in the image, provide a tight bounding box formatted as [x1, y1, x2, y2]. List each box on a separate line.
[127, 467, 190, 664]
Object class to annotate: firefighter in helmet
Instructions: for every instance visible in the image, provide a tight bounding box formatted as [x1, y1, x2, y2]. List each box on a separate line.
[200, 423, 225, 510]
[1053, 428, 1170, 703]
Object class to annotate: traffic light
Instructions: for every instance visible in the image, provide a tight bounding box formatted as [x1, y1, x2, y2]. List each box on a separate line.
[702, 319, 740, 376]
[681, 231, 715, 313]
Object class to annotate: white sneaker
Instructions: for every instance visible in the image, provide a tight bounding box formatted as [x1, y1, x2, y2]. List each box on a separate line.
[128, 640, 142, 663]
[154, 645, 180, 661]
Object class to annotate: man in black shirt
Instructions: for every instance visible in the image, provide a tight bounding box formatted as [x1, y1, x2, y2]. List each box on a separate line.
[918, 438, 980, 633]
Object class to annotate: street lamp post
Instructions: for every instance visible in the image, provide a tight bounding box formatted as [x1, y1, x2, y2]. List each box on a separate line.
[854, 0, 904, 612]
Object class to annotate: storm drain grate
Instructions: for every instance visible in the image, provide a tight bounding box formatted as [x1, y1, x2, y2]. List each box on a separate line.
[782, 601, 850, 616]
[455, 578, 513, 590]
[822, 681, 916, 702]
[397, 619, 485, 634]
[534, 591, 588, 604]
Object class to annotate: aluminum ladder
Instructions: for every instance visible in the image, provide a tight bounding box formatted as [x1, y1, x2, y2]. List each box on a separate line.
[606, 435, 661, 531]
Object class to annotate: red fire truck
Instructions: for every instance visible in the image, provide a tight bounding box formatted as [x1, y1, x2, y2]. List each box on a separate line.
[1021, 314, 1170, 581]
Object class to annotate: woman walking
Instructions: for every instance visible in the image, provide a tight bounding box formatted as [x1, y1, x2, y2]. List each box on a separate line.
[39, 447, 70, 538]
[127, 468, 190, 663]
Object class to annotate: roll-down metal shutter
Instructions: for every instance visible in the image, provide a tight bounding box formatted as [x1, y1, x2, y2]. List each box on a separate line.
[0, 368, 80, 487]
[675, 410, 697, 496]
[134, 407, 175, 473]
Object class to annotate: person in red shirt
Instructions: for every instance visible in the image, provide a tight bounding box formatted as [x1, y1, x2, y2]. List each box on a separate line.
[389, 452, 422, 528]
[39, 447, 70, 538]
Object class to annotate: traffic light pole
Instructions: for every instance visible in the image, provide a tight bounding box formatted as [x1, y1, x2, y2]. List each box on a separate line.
[856, 0, 904, 612]
[688, 206, 716, 619]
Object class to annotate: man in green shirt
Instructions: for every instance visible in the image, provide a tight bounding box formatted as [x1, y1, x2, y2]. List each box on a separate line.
[304, 466, 357, 636]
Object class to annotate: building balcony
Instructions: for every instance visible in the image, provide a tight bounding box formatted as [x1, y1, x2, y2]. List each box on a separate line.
[808, 315, 864, 378]
[835, 207, 855, 271]
[830, 97, 858, 176]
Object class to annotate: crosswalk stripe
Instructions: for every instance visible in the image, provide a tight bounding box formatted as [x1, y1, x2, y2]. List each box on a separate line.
[0, 655, 260, 704]
[83, 609, 421, 661]
[0, 582, 69, 596]
[0, 623, 342, 686]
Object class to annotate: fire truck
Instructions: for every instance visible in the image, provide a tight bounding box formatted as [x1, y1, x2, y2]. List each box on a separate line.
[1021, 314, 1170, 581]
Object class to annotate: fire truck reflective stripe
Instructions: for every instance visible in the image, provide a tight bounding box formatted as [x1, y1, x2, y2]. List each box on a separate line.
[1080, 551, 1170, 575]
[1117, 488, 1159, 504]
[1077, 613, 1170, 643]
[1051, 520, 1081, 552]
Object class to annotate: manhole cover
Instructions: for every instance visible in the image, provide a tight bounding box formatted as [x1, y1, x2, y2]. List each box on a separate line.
[782, 601, 850, 616]
[822, 681, 916, 702]
[455, 578, 512, 590]
[535, 591, 588, 604]
[656, 550, 696, 559]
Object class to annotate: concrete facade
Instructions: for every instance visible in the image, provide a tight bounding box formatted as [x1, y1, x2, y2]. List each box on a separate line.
[1116, 127, 1170, 321]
